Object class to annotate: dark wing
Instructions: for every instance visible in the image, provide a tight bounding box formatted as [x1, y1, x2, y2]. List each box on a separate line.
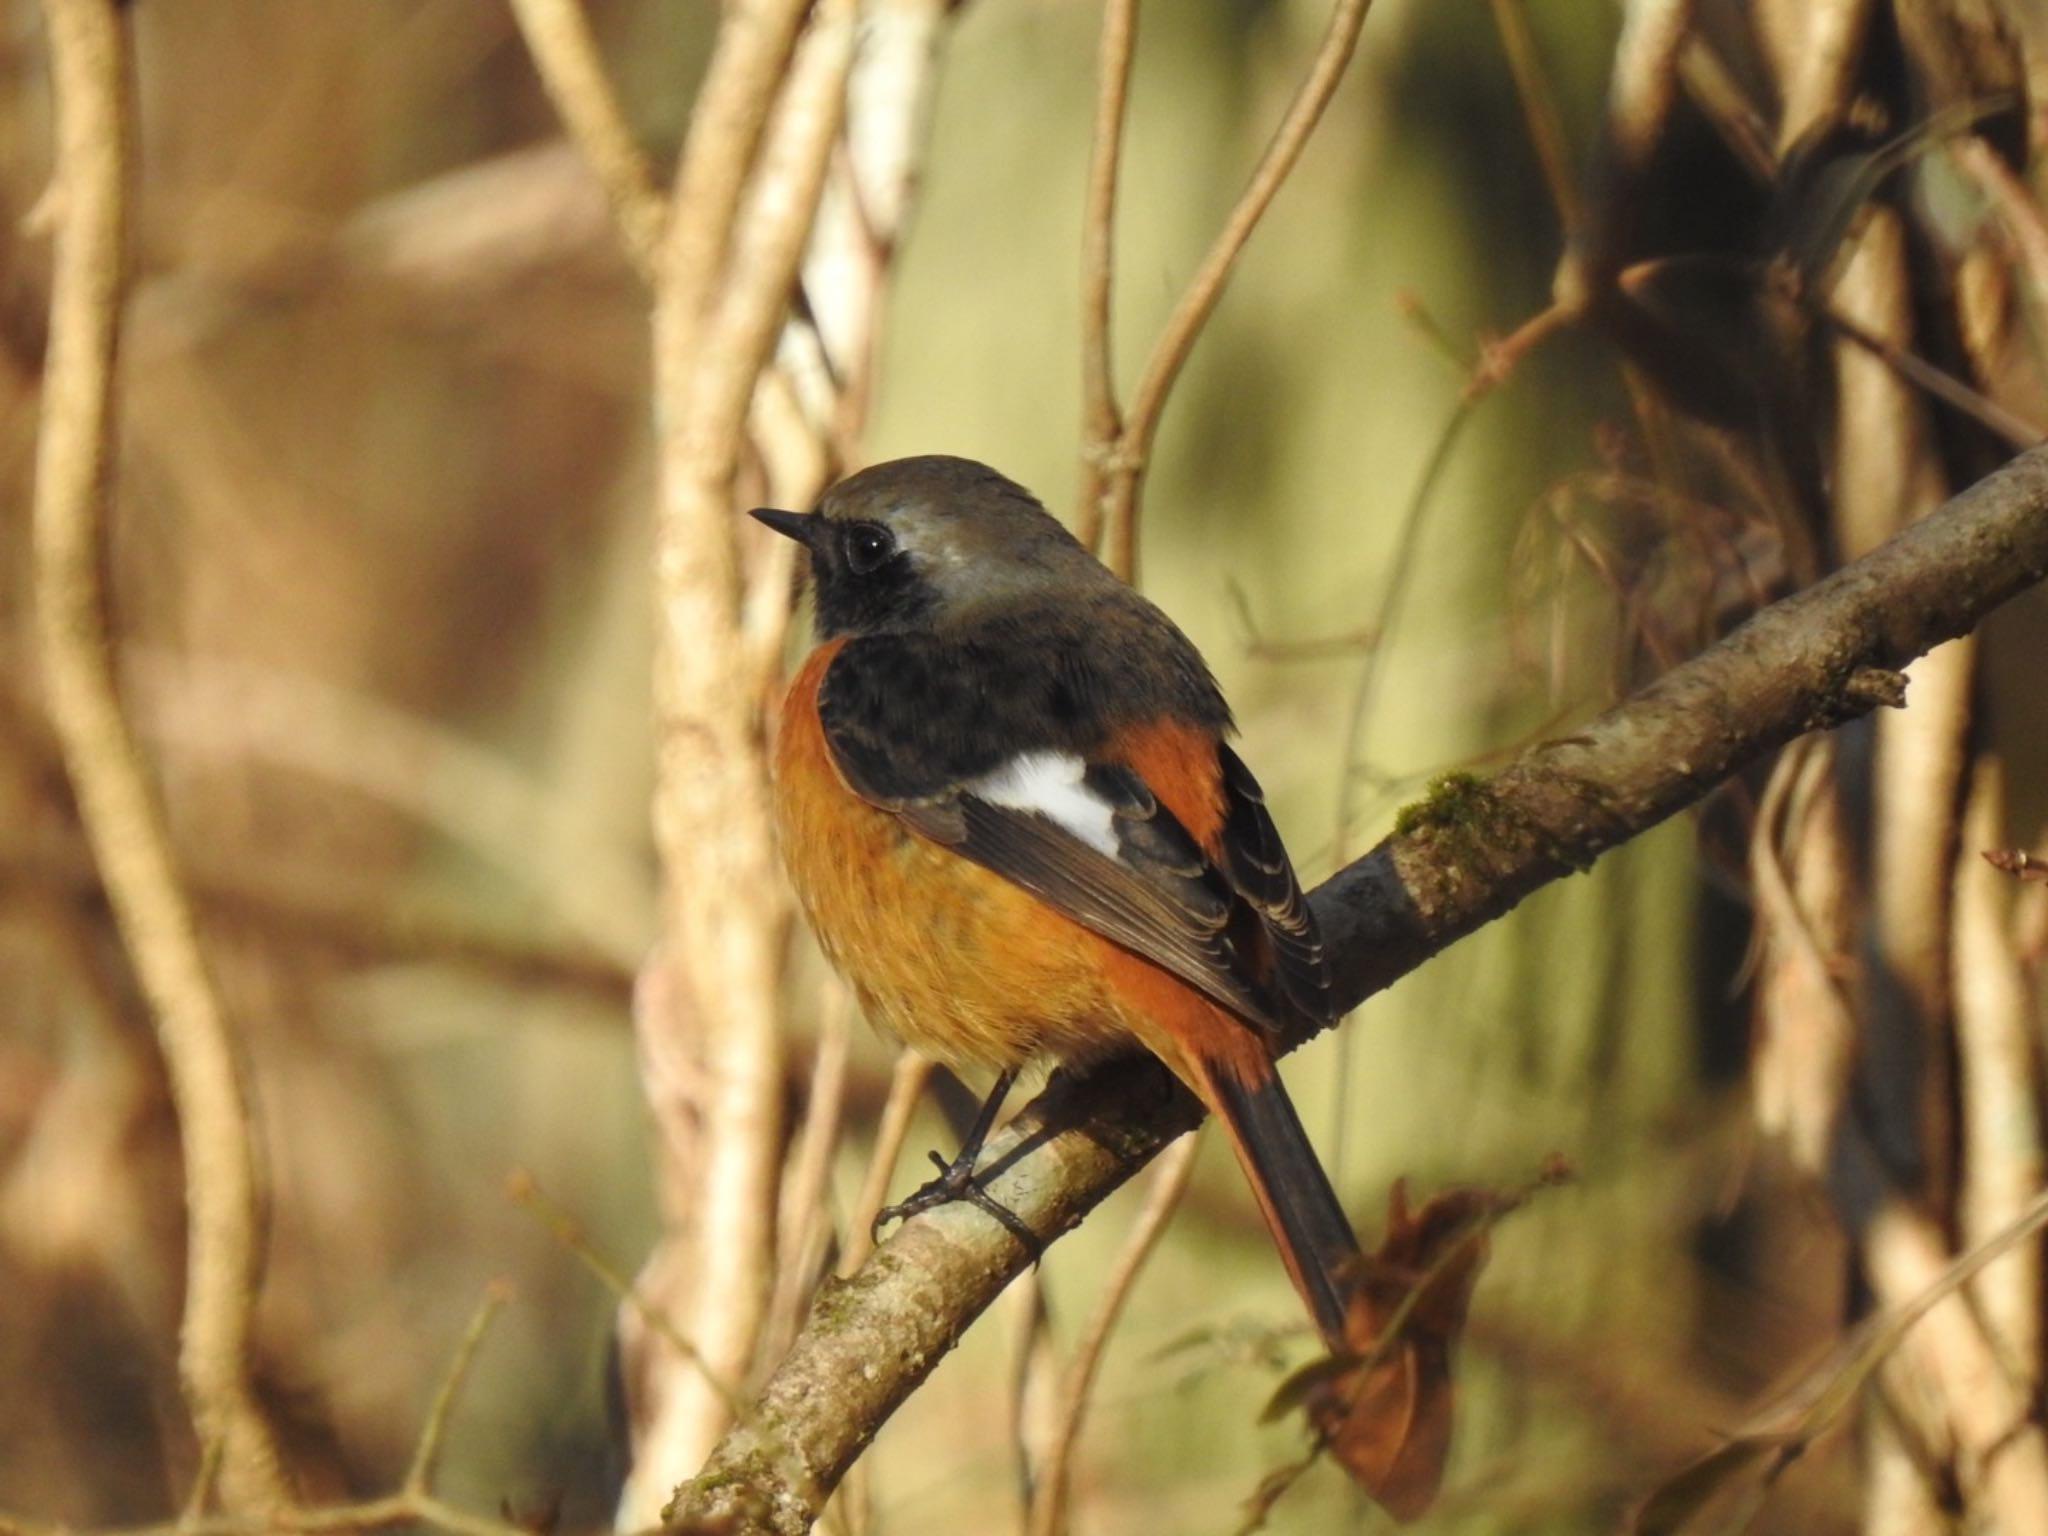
[818, 634, 1328, 1034]
[1215, 744, 1335, 1024]
[910, 761, 1283, 1029]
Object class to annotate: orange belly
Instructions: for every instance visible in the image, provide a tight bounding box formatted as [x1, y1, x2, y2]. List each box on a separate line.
[772, 640, 1136, 1071]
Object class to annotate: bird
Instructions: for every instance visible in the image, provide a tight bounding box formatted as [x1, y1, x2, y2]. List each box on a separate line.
[755, 455, 1452, 1515]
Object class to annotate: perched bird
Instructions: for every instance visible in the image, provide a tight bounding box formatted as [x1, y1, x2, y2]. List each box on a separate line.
[757, 456, 1453, 1514]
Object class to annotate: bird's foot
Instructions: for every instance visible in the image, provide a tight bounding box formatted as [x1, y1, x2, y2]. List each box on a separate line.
[872, 1146, 1042, 1258]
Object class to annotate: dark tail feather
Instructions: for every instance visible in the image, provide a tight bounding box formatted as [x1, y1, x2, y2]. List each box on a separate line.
[1191, 1053, 1360, 1349]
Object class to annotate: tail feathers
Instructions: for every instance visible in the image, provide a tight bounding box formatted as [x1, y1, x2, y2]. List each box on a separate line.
[1193, 1053, 1360, 1350]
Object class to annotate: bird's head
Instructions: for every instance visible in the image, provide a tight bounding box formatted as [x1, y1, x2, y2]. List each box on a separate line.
[750, 455, 1106, 638]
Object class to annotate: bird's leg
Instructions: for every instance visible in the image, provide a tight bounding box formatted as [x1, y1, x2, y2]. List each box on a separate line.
[872, 1067, 1040, 1255]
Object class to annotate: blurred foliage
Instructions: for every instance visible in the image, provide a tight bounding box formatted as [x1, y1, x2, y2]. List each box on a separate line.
[5, 0, 2043, 1532]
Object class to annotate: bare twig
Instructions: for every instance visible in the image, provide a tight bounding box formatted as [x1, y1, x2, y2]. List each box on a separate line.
[29, 0, 290, 1512]
[840, 1049, 935, 1276]
[1984, 848, 2048, 883]
[1629, 1183, 2048, 1534]
[508, 5, 953, 1510]
[1075, 0, 1139, 561]
[504, 1167, 753, 1428]
[506, 0, 665, 282]
[1026, 1130, 1202, 1536]
[763, 985, 855, 1363]
[1467, 302, 1574, 397]
[506, 1168, 829, 1528]
[0, 830, 632, 1006]
[1487, 0, 1581, 239]
[789, 0, 955, 450]
[402, 1283, 512, 1497]
[1864, 1199, 2048, 1528]
[1003, 1269, 1057, 1522]
[672, 446, 2048, 1536]
[1083, 0, 1374, 580]
[1821, 301, 2045, 450]
[1331, 396, 1477, 857]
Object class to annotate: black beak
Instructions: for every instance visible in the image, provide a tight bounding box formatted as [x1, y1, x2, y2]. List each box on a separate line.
[749, 506, 822, 546]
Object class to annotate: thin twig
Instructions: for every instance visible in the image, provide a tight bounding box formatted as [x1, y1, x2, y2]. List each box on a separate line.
[4, 832, 633, 1002]
[1863, 1197, 2048, 1528]
[1486, 0, 1581, 239]
[1331, 395, 1477, 859]
[841, 1049, 936, 1275]
[402, 1282, 513, 1497]
[502, 1170, 828, 1526]
[1466, 301, 1573, 399]
[503, 1168, 753, 1430]
[1094, 0, 1375, 578]
[1820, 300, 2045, 448]
[107, 648, 649, 967]
[506, 0, 666, 282]
[1026, 1129, 1203, 1536]
[763, 984, 855, 1361]
[1075, 0, 1139, 560]
[1748, 738, 1856, 1172]
[1004, 1268, 1057, 1522]
[30, 0, 290, 1512]
[1325, 393, 1478, 1176]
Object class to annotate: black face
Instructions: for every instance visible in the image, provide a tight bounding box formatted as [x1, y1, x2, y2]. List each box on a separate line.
[751, 508, 937, 639]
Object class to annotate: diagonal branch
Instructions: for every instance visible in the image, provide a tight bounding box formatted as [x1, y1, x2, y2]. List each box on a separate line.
[507, 0, 666, 282]
[672, 442, 2048, 1535]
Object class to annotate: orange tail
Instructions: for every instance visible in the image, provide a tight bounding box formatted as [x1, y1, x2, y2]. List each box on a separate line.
[1181, 1046, 1360, 1351]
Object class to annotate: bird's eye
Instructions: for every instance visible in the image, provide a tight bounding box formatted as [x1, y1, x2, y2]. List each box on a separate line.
[844, 521, 895, 575]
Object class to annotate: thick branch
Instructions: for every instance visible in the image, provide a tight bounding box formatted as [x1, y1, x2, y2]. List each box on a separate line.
[634, 0, 853, 1515]
[670, 443, 2048, 1533]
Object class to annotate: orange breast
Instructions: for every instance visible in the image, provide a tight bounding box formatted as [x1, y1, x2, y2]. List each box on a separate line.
[772, 640, 1135, 1071]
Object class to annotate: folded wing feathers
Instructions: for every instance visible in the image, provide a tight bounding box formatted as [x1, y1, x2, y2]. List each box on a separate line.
[1218, 745, 1334, 1022]
[887, 742, 1328, 1032]
[931, 793, 1266, 1024]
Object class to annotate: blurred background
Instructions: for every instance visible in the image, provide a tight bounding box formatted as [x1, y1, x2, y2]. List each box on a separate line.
[3, 0, 2045, 1532]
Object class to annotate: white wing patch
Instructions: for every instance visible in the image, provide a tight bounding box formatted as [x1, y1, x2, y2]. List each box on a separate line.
[969, 751, 1119, 856]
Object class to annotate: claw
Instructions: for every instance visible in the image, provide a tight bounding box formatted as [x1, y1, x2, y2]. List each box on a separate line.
[871, 1130, 1041, 1258]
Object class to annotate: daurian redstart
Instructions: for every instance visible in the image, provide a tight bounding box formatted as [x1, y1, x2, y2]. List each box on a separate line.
[757, 456, 1445, 1513]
